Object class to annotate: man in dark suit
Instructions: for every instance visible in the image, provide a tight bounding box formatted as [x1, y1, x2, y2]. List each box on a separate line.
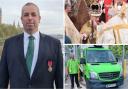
[0, 2, 63, 89]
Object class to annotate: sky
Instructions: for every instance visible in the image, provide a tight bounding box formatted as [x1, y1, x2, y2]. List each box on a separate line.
[0, 0, 64, 35]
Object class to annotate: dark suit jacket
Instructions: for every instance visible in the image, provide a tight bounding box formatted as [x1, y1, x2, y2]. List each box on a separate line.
[0, 33, 63, 89]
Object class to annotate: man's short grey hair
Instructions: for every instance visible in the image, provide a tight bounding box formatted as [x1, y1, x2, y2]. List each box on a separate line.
[21, 2, 40, 16]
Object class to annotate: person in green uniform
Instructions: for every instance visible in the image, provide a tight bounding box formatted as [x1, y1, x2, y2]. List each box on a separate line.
[67, 54, 82, 89]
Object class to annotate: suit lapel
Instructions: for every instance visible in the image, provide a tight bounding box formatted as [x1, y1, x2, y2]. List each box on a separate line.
[18, 33, 30, 79]
[31, 33, 46, 80]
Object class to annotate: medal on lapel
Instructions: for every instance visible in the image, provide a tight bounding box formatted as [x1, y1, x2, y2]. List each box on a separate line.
[48, 60, 53, 72]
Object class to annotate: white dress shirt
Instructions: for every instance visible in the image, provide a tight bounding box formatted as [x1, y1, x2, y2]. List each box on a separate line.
[24, 31, 40, 77]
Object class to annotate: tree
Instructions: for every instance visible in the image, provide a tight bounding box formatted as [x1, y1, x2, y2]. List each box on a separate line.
[109, 45, 128, 60]
[0, 24, 22, 45]
[0, 24, 22, 55]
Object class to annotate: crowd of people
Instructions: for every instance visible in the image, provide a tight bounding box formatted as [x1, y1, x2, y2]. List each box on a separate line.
[65, 0, 128, 44]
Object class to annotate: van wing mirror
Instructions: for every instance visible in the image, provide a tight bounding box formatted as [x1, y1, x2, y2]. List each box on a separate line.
[116, 58, 118, 62]
[80, 58, 86, 64]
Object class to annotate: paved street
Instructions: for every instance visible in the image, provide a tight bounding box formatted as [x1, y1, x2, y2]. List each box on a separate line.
[65, 77, 86, 89]
[117, 63, 128, 89]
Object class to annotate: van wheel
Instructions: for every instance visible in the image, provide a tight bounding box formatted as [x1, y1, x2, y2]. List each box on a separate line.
[85, 77, 93, 89]
[86, 83, 93, 89]
[114, 85, 119, 88]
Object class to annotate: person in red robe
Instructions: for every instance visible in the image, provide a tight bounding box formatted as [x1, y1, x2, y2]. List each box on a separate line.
[104, 0, 112, 21]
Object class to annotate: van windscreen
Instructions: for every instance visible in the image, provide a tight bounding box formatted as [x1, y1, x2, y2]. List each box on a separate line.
[86, 50, 116, 63]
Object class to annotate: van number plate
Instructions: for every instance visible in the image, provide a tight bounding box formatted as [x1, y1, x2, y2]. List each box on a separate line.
[106, 83, 116, 88]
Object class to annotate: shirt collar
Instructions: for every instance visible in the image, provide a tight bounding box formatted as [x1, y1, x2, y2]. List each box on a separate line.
[24, 31, 40, 40]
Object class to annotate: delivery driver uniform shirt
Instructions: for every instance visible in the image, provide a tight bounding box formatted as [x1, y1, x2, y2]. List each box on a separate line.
[24, 31, 40, 77]
[67, 59, 79, 74]
[67, 59, 81, 88]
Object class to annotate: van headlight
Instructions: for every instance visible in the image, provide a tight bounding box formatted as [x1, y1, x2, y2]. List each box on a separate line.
[90, 72, 98, 79]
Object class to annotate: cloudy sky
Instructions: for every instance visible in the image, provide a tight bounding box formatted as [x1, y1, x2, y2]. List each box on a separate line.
[0, 0, 64, 35]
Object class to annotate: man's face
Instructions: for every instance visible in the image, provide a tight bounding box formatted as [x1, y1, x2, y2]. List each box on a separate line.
[70, 54, 74, 59]
[65, 5, 72, 14]
[91, 16, 100, 24]
[21, 5, 41, 34]
[116, 0, 122, 3]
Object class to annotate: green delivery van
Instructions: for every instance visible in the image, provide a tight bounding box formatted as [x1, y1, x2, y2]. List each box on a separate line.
[80, 46, 124, 89]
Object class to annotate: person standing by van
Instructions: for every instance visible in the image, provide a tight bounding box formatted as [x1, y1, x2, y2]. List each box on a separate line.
[67, 53, 82, 89]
